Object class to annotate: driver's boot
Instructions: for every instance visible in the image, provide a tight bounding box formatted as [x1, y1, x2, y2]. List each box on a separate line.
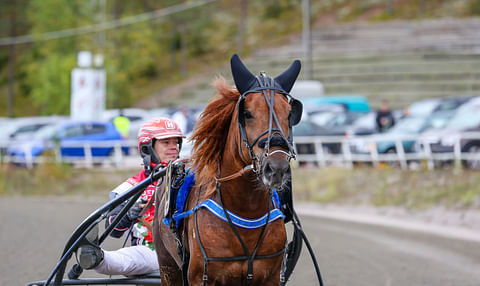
[77, 225, 104, 270]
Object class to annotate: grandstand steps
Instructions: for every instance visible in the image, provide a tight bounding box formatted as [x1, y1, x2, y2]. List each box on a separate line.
[187, 19, 480, 109]
[244, 19, 480, 108]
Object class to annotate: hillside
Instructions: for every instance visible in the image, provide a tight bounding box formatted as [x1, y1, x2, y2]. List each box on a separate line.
[2, 0, 480, 115]
[139, 17, 480, 110]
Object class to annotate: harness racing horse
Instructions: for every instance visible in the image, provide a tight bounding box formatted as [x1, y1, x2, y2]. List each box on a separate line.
[153, 54, 303, 286]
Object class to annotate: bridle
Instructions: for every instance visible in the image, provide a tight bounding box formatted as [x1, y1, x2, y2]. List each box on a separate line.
[236, 71, 303, 174]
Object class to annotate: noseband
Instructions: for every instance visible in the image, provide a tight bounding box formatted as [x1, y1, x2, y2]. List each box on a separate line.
[237, 72, 302, 173]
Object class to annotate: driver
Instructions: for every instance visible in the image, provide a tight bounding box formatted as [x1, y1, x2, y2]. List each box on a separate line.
[77, 117, 185, 276]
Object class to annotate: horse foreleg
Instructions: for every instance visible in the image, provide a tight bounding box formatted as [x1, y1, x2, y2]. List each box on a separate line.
[159, 265, 182, 286]
[153, 229, 183, 286]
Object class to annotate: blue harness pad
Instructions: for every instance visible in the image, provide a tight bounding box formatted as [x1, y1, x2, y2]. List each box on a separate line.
[162, 171, 195, 228]
[163, 172, 285, 229]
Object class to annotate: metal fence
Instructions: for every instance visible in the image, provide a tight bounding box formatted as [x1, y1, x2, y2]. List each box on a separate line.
[2, 132, 480, 170]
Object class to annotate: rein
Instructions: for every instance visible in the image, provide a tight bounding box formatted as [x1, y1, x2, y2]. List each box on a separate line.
[215, 164, 255, 183]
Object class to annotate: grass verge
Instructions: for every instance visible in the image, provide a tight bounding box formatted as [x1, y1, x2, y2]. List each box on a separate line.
[1, 163, 480, 211]
[0, 163, 134, 197]
[291, 165, 480, 210]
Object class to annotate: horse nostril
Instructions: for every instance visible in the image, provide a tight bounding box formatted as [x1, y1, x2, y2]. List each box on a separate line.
[264, 161, 273, 178]
[263, 159, 289, 188]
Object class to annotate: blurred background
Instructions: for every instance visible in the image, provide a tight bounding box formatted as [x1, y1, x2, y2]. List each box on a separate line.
[1, 0, 480, 204]
[1, 0, 480, 115]
[2, 0, 480, 189]
[3, 0, 480, 171]
[2, 1, 480, 285]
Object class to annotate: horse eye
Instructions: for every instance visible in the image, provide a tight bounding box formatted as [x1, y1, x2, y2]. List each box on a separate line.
[244, 110, 253, 119]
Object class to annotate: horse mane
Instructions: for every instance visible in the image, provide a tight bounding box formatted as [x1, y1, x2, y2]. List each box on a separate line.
[190, 76, 240, 198]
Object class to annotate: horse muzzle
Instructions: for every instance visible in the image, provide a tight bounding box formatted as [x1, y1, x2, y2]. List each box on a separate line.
[260, 152, 291, 189]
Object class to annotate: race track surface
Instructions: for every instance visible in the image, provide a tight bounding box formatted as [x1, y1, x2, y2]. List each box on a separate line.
[2, 196, 480, 286]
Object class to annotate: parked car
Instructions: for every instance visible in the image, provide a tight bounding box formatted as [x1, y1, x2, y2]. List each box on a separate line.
[148, 107, 177, 118]
[290, 80, 324, 98]
[0, 116, 67, 157]
[302, 94, 371, 113]
[345, 112, 377, 137]
[406, 95, 474, 117]
[419, 97, 480, 169]
[351, 112, 454, 157]
[308, 109, 363, 129]
[8, 120, 129, 165]
[345, 110, 406, 137]
[0, 116, 67, 141]
[293, 115, 352, 165]
[346, 95, 475, 149]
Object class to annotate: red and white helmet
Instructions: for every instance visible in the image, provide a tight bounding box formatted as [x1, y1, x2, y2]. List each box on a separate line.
[137, 117, 186, 170]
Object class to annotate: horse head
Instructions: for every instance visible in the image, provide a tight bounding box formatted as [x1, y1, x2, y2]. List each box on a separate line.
[230, 54, 302, 190]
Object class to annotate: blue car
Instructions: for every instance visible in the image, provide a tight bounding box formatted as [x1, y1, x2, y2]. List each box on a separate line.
[8, 120, 129, 164]
[302, 95, 371, 113]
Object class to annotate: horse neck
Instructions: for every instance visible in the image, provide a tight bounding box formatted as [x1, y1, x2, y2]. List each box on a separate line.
[219, 145, 271, 217]
[218, 176, 271, 218]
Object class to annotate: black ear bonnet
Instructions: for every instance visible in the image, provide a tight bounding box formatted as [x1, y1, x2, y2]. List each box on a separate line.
[230, 54, 302, 162]
[230, 54, 303, 127]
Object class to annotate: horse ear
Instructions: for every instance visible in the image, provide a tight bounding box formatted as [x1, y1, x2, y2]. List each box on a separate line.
[274, 60, 301, 93]
[230, 54, 257, 95]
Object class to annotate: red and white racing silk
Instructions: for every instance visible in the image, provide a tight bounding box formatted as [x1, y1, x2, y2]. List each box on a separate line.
[109, 169, 158, 250]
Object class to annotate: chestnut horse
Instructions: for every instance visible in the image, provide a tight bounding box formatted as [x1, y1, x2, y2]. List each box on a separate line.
[153, 54, 302, 286]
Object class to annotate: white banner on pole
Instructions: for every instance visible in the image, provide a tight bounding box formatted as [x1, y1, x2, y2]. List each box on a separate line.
[70, 68, 106, 120]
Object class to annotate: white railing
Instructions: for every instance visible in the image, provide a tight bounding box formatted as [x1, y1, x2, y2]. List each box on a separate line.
[3, 132, 480, 170]
[0, 139, 141, 169]
[293, 131, 480, 170]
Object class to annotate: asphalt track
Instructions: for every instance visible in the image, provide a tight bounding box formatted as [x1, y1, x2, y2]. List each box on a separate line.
[2, 196, 479, 286]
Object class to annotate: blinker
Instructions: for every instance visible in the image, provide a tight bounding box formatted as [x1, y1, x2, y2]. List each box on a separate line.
[289, 98, 303, 126]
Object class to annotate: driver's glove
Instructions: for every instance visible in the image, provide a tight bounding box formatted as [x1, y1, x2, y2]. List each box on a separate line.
[126, 197, 148, 221]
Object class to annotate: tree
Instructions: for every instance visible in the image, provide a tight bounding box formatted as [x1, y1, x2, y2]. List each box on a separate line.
[23, 0, 90, 114]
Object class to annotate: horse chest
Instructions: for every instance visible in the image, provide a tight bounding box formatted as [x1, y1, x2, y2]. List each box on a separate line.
[187, 211, 286, 285]
[194, 210, 286, 252]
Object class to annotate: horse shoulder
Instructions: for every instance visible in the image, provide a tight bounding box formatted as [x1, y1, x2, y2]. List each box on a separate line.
[153, 181, 182, 268]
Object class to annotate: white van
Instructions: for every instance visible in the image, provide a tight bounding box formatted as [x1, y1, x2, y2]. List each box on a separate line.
[290, 80, 324, 98]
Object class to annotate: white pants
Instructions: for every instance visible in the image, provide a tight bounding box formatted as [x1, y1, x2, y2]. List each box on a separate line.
[95, 245, 159, 276]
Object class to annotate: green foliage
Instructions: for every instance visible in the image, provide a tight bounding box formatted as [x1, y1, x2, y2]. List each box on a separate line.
[2, 0, 480, 116]
[262, 0, 298, 19]
[25, 54, 75, 114]
[20, 0, 91, 114]
[469, 0, 480, 15]
[0, 53, 8, 71]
